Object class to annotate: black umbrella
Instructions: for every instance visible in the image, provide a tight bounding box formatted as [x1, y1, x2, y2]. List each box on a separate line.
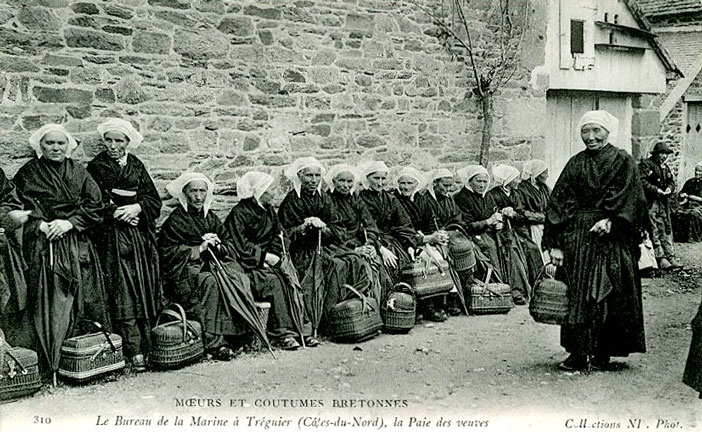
[206, 249, 276, 359]
[275, 232, 307, 348]
[301, 229, 325, 338]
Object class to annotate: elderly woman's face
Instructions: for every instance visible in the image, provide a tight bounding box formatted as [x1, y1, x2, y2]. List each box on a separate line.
[333, 171, 355, 195]
[183, 180, 208, 211]
[104, 131, 130, 160]
[397, 176, 418, 196]
[259, 187, 274, 206]
[366, 171, 387, 192]
[298, 167, 322, 193]
[40, 131, 69, 162]
[581, 123, 609, 151]
[468, 173, 489, 194]
[695, 166, 702, 179]
[434, 177, 455, 196]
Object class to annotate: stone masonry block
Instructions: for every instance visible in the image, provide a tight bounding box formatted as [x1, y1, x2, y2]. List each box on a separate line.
[18, 7, 62, 31]
[133, 31, 171, 54]
[632, 110, 661, 137]
[148, 0, 191, 9]
[244, 5, 281, 20]
[33, 86, 93, 104]
[64, 27, 124, 51]
[218, 16, 253, 36]
[174, 28, 228, 60]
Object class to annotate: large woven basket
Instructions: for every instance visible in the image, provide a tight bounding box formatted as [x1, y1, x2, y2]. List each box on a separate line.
[327, 285, 382, 343]
[150, 303, 204, 370]
[468, 268, 513, 315]
[530, 268, 568, 325]
[58, 321, 125, 383]
[401, 258, 453, 299]
[449, 231, 476, 271]
[1, 330, 41, 401]
[249, 302, 271, 351]
[381, 283, 416, 333]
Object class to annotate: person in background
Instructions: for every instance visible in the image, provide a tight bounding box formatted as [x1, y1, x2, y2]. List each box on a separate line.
[87, 118, 162, 372]
[517, 159, 552, 264]
[673, 162, 702, 243]
[0, 167, 31, 347]
[13, 124, 111, 374]
[544, 110, 648, 372]
[639, 142, 681, 270]
[159, 172, 241, 361]
[224, 171, 319, 350]
[683, 293, 702, 399]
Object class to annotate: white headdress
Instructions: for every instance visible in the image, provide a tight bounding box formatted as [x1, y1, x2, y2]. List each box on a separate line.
[395, 166, 427, 201]
[28, 124, 78, 159]
[578, 110, 619, 145]
[237, 171, 274, 207]
[358, 160, 389, 189]
[166, 172, 215, 216]
[426, 168, 453, 200]
[324, 163, 358, 193]
[457, 165, 490, 195]
[521, 159, 548, 182]
[97, 118, 144, 151]
[284, 157, 325, 197]
[492, 164, 520, 188]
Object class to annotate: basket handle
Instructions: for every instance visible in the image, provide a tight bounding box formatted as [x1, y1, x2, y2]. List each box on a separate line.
[534, 264, 554, 283]
[155, 303, 190, 342]
[78, 319, 117, 353]
[343, 284, 374, 313]
[391, 282, 416, 298]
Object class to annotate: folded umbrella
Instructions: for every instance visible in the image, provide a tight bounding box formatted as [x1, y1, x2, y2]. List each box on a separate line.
[301, 229, 325, 338]
[275, 232, 307, 348]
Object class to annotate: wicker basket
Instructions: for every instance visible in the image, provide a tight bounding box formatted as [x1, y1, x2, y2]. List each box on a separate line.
[58, 321, 125, 383]
[530, 268, 568, 325]
[327, 285, 382, 343]
[250, 302, 271, 351]
[401, 258, 453, 299]
[449, 232, 476, 271]
[468, 268, 513, 315]
[381, 283, 416, 333]
[1, 330, 41, 401]
[150, 303, 204, 370]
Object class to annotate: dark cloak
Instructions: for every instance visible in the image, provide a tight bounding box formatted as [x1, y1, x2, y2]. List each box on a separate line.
[278, 189, 371, 317]
[683, 295, 702, 398]
[87, 152, 162, 326]
[0, 167, 30, 347]
[223, 197, 301, 339]
[543, 143, 648, 357]
[159, 206, 243, 337]
[13, 157, 111, 372]
[454, 187, 503, 274]
[517, 180, 550, 224]
[358, 189, 416, 281]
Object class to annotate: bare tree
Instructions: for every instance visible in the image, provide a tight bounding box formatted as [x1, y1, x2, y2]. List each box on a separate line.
[406, 0, 532, 166]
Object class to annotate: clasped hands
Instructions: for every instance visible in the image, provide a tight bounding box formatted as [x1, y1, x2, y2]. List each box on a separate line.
[199, 232, 222, 253]
[354, 244, 377, 260]
[548, 218, 612, 270]
[657, 187, 672, 197]
[113, 203, 142, 227]
[423, 229, 449, 246]
[303, 216, 326, 230]
[39, 219, 73, 241]
[487, 212, 504, 230]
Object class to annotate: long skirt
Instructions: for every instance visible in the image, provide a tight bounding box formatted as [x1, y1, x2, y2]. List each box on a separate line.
[673, 206, 702, 243]
[529, 224, 550, 264]
[557, 210, 645, 357]
[248, 267, 299, 339]
[683, 297, 702, 398]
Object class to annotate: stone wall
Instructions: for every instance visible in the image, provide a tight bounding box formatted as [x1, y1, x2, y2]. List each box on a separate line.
[0, 0, 546, 220]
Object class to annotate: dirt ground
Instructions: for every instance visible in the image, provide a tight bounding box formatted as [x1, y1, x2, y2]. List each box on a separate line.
[2, 244, 702, 432]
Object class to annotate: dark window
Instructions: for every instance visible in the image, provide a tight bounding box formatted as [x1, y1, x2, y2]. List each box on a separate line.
[571, 20, 584, 54]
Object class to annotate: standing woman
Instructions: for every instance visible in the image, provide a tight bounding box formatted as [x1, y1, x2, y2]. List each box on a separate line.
[684, 296, 702, 399]
[358, 161, 417, 283]
[0, 168, 31, 347]
[13, 124, 111, 378]
[543, 110, 648, 372]
[87, 118, 163, 371]
[517, 159, 552, 263]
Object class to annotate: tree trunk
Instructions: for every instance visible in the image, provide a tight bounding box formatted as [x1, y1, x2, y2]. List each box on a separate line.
[479, 92, 493, 167]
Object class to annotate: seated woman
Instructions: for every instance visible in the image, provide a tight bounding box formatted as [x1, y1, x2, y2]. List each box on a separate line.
[0, 167, 31, 347]
[484, 165, 543, 305]
[357, 161, 417, 284]
[87, 118, 162, 372]
[673, 162, 702, 243]
[159, 172, 243, 360]
[278, 157, 370, 334]
[13, 124, 112, 377]
[224, 171, 318, 351]
[324, 164, 390, 302]
[455, 165, 504, 276]
[517, 159, 551, 264]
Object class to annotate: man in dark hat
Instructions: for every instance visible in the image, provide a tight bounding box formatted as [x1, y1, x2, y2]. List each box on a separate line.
[639, 142, 681, 270]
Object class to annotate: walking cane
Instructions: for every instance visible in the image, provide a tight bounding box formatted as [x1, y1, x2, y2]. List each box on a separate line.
[48, 240, 54, 270]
